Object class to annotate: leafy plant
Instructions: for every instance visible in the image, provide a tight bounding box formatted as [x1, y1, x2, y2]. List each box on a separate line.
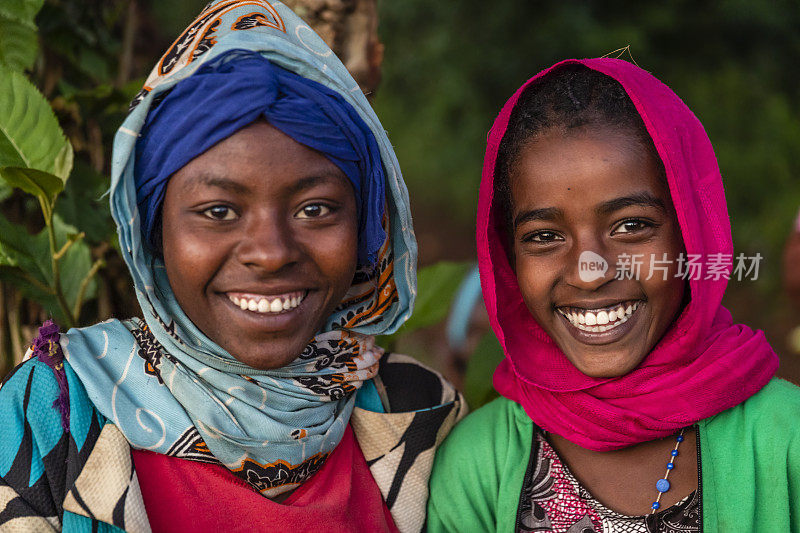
[0, 0, 43, 71]
[0, 63, 101, 328]
[380, 261, 470, 350]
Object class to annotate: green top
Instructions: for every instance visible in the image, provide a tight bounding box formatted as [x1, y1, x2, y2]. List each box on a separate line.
[427, 378, 800, 533]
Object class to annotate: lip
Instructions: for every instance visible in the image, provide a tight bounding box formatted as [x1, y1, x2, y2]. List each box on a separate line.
[555, 299, 645, 346]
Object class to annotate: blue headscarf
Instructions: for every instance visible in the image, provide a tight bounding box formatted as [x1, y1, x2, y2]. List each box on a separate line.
[135, 51, 386, 265]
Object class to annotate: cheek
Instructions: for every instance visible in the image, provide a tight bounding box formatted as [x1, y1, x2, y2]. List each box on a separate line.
[162, 227, 223, 302]
[514, 256, 553, 315]
[305, 223, 359, 291]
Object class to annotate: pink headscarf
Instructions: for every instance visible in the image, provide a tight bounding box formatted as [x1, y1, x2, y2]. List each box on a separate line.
[481, 58, 779, 451]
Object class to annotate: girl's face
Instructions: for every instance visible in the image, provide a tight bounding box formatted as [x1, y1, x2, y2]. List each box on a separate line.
[161, 120, 358, 370]
[509, 127, 685, 378]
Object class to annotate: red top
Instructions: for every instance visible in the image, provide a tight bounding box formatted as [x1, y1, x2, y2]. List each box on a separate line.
[132, 425, 399, 533]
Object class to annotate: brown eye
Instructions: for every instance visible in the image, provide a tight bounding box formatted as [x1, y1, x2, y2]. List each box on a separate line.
[296, 204, 331, 219]
[612, 219, 651, 235]
[521, 230, 563, 244]
[202, 205, 237, 221]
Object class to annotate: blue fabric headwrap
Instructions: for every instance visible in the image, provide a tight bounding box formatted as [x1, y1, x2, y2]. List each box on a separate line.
[134, 50, 386, 265]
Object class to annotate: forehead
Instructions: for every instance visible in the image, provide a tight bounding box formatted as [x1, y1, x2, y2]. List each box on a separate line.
[510, 129, 671, 211]
[170, 120, 349, 193]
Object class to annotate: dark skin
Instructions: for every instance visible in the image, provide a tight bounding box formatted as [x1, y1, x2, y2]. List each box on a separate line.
[161, 120, 358, 371]
[509, 126, 696, 515]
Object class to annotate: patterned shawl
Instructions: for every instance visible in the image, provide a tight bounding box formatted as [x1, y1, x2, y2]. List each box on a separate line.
[62, 0, 417, 497]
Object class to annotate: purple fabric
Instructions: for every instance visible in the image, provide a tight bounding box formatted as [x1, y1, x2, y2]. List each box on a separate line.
[32, 320, 70, 432]
[480, 58, 779, 451]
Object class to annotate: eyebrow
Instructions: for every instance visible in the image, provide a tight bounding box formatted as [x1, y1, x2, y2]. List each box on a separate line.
[513, 207, 563, 229]
[596, 192, 666, 216]
[512, 191, 666, 229]
[284, 172, 349, 196]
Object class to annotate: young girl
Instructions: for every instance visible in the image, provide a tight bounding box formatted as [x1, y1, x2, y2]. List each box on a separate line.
[428, 59, 800, 532]
[0, 2, 464, 531]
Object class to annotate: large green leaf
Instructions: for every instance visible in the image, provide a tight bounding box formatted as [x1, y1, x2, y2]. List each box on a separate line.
[0, 0, 45, 23]
[0, 11, 38, 71]
[0, 66, 73, 202]
[0, 0, 44, 71]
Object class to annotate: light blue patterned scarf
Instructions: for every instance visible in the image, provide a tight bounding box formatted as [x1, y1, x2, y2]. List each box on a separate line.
[62, 0, 416, 497]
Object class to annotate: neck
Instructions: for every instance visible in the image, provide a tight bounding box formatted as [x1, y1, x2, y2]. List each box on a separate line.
[545, 427, 698, 516]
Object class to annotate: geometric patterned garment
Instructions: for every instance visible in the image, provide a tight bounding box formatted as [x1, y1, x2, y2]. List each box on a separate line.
[516, 432, 700, 533]
[0, 347, 465, 532]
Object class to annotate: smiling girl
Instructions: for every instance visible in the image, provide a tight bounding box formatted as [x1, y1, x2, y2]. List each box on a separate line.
[428, 60, 800, 532]
[0, 2, 464, 532]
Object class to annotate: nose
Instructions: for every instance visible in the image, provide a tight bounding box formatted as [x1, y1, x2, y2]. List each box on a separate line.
[563, 235, 617, 291]
[234, 211, 301, 273]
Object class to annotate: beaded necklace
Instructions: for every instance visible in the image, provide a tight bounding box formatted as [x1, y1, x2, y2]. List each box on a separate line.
[650, 428, 686, 513]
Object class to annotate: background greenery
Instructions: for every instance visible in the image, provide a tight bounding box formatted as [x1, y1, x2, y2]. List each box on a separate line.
[1, 0, 798, 406]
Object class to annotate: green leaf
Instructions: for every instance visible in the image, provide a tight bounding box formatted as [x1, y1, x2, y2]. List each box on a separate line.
[0, 11, 38, 71]
[0, 65, 73, 201]
[0, 213, 96, 323]
[0, 180, 11, 202]
[463, 332, 504, 410]
[0, 212, 52, 289]
[0, 167, 65, 206]
[0, 0, 45, 23]
[380, 261, 471, 345]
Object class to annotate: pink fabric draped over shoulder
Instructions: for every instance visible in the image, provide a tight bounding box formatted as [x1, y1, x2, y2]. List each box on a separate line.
[480, 58, 778, 451]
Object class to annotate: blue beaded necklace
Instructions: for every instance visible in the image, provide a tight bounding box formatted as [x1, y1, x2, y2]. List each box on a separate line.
[650, 428, 686, 513]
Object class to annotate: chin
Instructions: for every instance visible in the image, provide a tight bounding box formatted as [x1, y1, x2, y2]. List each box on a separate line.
[565, 349, 645, 378]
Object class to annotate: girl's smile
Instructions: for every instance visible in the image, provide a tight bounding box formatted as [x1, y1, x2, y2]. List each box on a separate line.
[161, 120, 358, 370]
[509, 127, 686, 378]
[556, 299, 643, 344]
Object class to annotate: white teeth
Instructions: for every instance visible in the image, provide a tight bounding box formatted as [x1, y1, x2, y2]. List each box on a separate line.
[227, 292, 306, 315]
[558, 301, 643, 333]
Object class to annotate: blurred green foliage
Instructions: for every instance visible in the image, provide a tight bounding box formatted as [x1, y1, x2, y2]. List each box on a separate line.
[375, 0, 800, 293]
